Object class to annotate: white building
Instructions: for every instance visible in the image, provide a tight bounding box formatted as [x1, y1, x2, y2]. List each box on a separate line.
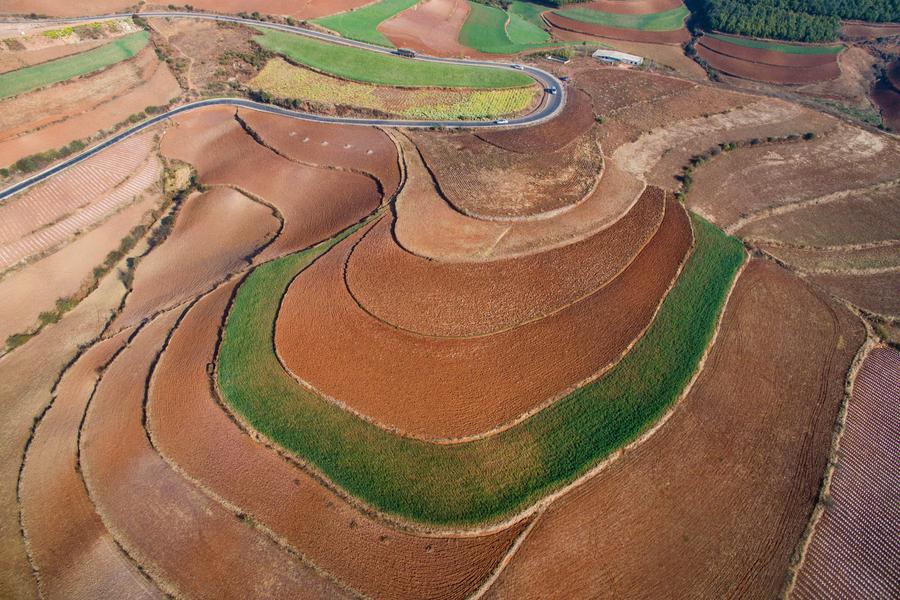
[592, 49, 643, 66]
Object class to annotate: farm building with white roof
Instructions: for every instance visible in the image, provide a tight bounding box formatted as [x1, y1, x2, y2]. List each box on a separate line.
[592, 49, 644, 66]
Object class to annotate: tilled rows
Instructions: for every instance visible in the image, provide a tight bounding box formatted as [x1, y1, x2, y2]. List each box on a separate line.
[697, 42, 840, 85]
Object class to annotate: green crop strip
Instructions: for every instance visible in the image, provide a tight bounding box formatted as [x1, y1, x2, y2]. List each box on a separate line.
[460, 1, 559, 54]
[218, 212, 745, 526]
[253, 28, 532, 89]
[555, 5, 689, 32]
[313, 0, 420, 47]
[0, 30, 149, 100]
[707, 33, 843, 55]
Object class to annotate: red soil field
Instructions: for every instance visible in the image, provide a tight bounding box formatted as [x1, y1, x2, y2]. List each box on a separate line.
[394, 132, 642, 262]
[275, 194, 691, 440]
[149, 282, 531, 600]
[792, 347, 900, 600]
[0, 1, 133, 16]
[19, 330, 164, 600]
[0, 54, 180, 167]
[237, 108, 402, 200]
[808, 271, 900, 317]
[579, 0, 685, 14]
[81, 311, 351, 599]
[411, 127, 603, 220]
[0, 0, 371, 17]
[686, 123, 900, 228]
[378, 0, 478, 58]
[110, 187, 278, 332]
[545, 12, 689, 45]
[700, 35, 839, 68]
[871, 75, 900, 131]
[0, 191, 160, 345]
[0, 129, 157, 246]
[841, 21, 900, 40]
[697, 43, 840, 84]
[160, 107, 381, 260]
[0, 38, 109, 74]
[486, 260, 865, 599]
[760, 242, 900, 274]
[346, 187, 663, 337]
[0, 152, 160, 270]
[476, 88, 596, 153]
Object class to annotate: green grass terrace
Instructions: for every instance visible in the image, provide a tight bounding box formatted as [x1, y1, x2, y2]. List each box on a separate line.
[706, 32, 844, 55]
[0, 30, 149, 100]
[459, 1, 561, 54]
[313, 0, 419, 47]
[217, 212, 746, 526]
[253, 28, 534, 88]
[554, 4, 689, 31]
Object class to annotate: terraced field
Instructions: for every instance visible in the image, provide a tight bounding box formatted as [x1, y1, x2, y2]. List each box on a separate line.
[697, 33, 843, 84]
[546, 1, 690, 44]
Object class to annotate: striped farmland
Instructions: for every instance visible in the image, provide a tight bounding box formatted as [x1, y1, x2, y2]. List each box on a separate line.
[792, 347, 900, 599]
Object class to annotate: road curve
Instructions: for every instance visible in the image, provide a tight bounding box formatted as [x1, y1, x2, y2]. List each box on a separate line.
[0, 11, 566, 202]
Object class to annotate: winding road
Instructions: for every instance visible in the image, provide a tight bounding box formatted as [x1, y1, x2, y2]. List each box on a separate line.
[0, 11, 566, 202]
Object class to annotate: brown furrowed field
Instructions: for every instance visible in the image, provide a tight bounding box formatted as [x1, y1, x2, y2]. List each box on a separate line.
[545, 12, 690, 45]
[697, 42, 841, 85]
[0, 0, 370, 17]
[792, 347, 900, 600]
[486, 260, 864, 599]
[378, 0, 480, 58]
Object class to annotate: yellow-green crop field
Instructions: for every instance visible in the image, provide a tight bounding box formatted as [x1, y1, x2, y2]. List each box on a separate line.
[250, 58, 537, 121]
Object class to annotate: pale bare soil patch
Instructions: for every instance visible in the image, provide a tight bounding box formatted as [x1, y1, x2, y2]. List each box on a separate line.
[761, 243, 900, 274]
[809, 271, 900, 318]
[379, 0, 481, 58]
[486, 260, 864, 599]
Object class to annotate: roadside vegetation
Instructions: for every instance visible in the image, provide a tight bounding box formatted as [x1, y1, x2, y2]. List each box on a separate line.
[253, 28, 533, 88]
[706, 33, 843, 55]
[553, 4, 689, 31]
[313, 0, 420, 47]
[0, 30, 149, 100]
[250, 58, 536, 120]
[217, 212, 745, 525]
[460, 1, 558, 54]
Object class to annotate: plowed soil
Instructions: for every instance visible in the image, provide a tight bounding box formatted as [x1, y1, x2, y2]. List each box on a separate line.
[394, 132, 642, 261]
[237, 108, 402, 200]
[476, 87, 595, 153]
[809, 271, 900, 317]
[378, 0, 478, 58]
[81, 311, 351, 599]
[149, 282, 530, 600]
[0, 52, 179, 166]
[0, 38, 108, 74]
[0, 0, 370, 17]
[792, 347, 900, 600]
[159, 107, 381, 260]
[699, 35, 839, 68]
[737, 183, 900, 247]
[687, 123, 900, 228]
[346, 187, 664, 337]
[0, 192, 160, 345]
[0, 1, 133, 16]
[275, 195, 691, 440]
[410, 126, 603, 220]
[485, 260, 864, 599]
[697, 43, 840, 84]
[110, 187, 278, 332]
[841, 21, 900, 40]
[0, 129, 156, 245]
[760, 243, 900, 273]
[579, 0, 684, 14]
[20, 330, 164, 600]
[545, 12, 689, 44]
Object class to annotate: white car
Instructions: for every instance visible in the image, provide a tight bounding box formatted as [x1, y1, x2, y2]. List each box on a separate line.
[495, 119, 509, 125]
[511, 64, 524, 70]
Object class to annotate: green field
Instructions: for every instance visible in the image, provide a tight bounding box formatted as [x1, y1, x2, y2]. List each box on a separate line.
[708, 32, 844, 55]
[253, 28, 533, 88]
[459, 1, 556, 54]
[555, 5, 689, 31]
[0, 30, 149, 100]
[313, 0, 419, 47]
[217, 212, 745, 526]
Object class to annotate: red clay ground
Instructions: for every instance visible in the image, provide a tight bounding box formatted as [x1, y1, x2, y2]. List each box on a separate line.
[0, 38, 109, 74]
[346, 186, 663, 337]
[378, 0, 481, 58]
[275, 194, 690, 440]
[81, 311, 351, 599]
[841, 21, 900, 40]
[808, 272, 900, 317]
[792, 347, 900, 600]
[0, 1, 371, 17]
[485, 260, 865, 599]
[697, 42, 840, 85]
[699, 35, 840, 68]
[545, 12, 689, 45]
[110, 186, 278, 332]
[149, 282, 531, 600]
[237, 108, 402, 200]
[159, 106, 381, 260]
[19, 330, 164, 600]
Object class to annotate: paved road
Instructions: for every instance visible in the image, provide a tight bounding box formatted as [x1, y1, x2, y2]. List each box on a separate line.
[0, 11, 566, 202]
